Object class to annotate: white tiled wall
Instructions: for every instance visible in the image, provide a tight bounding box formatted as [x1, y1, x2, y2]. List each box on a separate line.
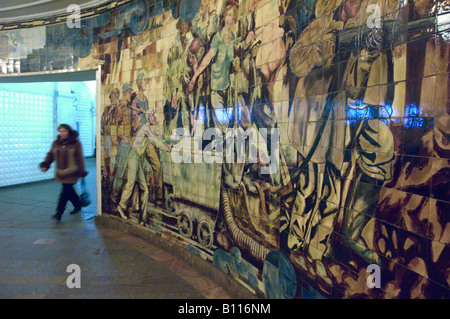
[0, 81, 96, 187]
[72, 82, 95, 157]
[0, 90, 54, 187]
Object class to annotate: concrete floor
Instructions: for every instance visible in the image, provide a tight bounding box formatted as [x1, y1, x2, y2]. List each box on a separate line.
[0, 158, 232, 299]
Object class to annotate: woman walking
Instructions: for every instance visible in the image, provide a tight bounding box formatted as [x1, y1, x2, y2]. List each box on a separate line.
[40, 124, 88, 221]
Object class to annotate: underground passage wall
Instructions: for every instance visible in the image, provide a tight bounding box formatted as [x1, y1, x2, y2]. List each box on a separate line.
[1, 0, 449, 298]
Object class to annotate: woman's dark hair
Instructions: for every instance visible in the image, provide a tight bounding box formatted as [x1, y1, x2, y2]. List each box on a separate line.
[58, 124, 74, 135]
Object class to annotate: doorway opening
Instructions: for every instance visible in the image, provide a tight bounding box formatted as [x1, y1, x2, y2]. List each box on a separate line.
[0, 67, 101, 217]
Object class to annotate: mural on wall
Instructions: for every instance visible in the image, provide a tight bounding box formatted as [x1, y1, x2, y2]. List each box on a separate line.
[1, 0, 448, 299]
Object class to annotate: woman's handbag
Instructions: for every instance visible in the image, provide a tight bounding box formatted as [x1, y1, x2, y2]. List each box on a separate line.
[79, 178, 91, 207]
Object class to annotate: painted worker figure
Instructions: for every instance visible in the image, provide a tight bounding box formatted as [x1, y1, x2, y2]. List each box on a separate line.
[110, 83, 135, 218]
[117, 111, 172, 223]
[287, 0, 394, 264]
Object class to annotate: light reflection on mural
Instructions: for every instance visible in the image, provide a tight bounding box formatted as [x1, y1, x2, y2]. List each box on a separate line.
[1, 0, 449, 299]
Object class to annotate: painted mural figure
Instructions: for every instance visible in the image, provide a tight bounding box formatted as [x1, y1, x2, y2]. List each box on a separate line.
[117, 111, 172, 223]
[128, 73, 153, 211]
[187, 2, 238, 132]
[101, 88, 120, 210]
[131, 73, 149, 130]
[287, 0, 395, 264]
[224, 5, 262, 193]
[115, 76, 145, 221]
[186, 37, 207, 130]
[187, 1, 255, 188]
[163, 19, 194, 136]
[190, 0, 223, 46]
[337, 2, 399, 264]
[101, 88, 120, 178]
[243, 4, 294, 192]
[110, 83, 135, 219]
[287, 0, 354, 262]
[188, 0, 223, 130]
[139, 112, 172, 209]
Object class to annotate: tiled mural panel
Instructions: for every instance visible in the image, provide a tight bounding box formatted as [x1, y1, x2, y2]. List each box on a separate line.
[1, 0, 449, 298]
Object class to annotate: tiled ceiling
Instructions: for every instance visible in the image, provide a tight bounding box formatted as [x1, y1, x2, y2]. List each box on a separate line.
[0, 0, 110, 24]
